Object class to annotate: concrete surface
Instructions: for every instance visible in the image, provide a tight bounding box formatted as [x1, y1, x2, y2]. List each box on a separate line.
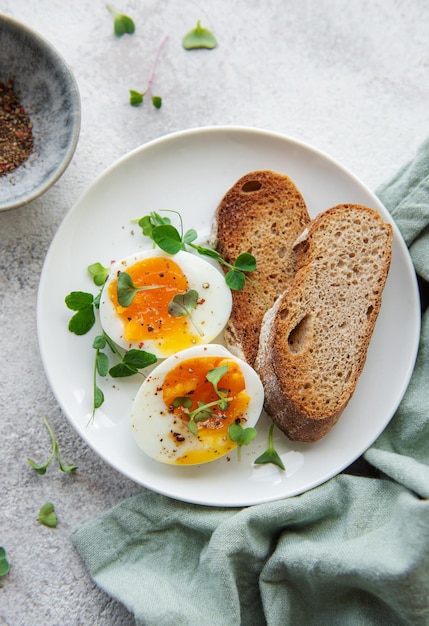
[1, 1, 428, 624]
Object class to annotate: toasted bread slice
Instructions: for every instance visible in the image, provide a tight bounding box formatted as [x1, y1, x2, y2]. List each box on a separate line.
[212, 170, 310, 366]
[255, 204, 393, 443]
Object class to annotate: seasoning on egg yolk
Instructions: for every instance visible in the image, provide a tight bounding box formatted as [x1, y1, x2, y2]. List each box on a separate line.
[108, 256, 199, 352]
[162, 356, 251, 464]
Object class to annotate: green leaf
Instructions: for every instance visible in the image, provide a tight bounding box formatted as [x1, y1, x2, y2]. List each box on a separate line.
[234, 252, 257, 272]
[96, 351, 109, 377]
[225, 269, 246, 291]
[228, 422, 257, 446]
[94, 385, 105, 410]
[27, 456, 51, 475]
[114, 14, 135, 37]
[27, 415, 78, 474]
[0, 547, 10, 577]
[151, 224, 183, 254]
[109, 362, 136, 378]
[88, 262, 109, 286]
[108, 349, 156, 378]
[116, 271, 163, 307]
[168, 290, 199, 318]
[187, 420, 198, 436]
[130, 89, 144, 106]
[254, 424, 286, 471]
[123, 349, 157, 369]
[116, 271, 137, 306]
[68, 306, 96, 335]
[168, 290, 204, 336]
[151, 95, 162, 109]
[183, 229, 198, 244]
[173, 396, 193, 409]
[65, 291, 94, 311]
[92, 334, 107, 350]
[228, 422, 257, 461]
[206, 365, 229, 395]
[182, 20, 217, 50]
[106, 4, 135, 37]
[66, 291, 96, 335]
[37, 503, 58, 528]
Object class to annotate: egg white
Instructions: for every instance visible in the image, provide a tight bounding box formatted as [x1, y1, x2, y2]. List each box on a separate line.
[130, 344, 264, 466]
[99, 249, 232, 358]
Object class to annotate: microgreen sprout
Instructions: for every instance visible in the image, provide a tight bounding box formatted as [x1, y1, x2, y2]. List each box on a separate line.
[89, 331, 157, 420]
[65, 291, 97, 335]
[182, 20, 217, 50]
[106, 4, 135, 37]
[254, 424, 286, 471]
[116, 271, 164, 307]
[0, 547, 10, 581]
[136, 211, 258, 293]
[228, 422, 257, 462]
[129, 36, 168, 108]
[172, 365, 232, 436]
[37, 503, 58, 528]
[88, 262, 109, 286]
[66, 262, 158, 418]
[168, 290, 204, 337]
[27, 415, 78, 474]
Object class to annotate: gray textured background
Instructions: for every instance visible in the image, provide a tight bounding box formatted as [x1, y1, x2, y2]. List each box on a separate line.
[1, 1, 428, 624]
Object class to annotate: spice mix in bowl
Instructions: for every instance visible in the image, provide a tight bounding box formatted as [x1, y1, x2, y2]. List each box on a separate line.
[0, 13, 81, 211]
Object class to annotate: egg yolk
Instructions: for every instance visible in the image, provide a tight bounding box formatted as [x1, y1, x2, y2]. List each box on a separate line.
[108, 256, 200, 353]
[162, 356, 251, 464]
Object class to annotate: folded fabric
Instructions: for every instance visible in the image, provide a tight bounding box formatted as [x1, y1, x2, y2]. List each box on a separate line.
[73, 139, 429, 626]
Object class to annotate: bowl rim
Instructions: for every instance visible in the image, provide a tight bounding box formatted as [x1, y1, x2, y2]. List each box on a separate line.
[0, 13, 81, 211]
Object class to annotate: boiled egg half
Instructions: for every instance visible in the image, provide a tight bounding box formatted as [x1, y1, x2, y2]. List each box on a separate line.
[99, 250, 232, 358]
[131, 344, 264, 465]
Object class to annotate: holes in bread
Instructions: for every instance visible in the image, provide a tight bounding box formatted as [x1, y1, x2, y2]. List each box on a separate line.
[287, 314, 312, 354]
[366, 304, 373, 318]
[277, 245, 287, 259]
[241, 180, 262, 193]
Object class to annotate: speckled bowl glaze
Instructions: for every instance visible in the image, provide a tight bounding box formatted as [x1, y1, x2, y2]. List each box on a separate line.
[0, 14, 80, 211]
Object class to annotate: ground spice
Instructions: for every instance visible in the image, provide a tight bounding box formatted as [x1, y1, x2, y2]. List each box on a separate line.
[0, 79, 34, 176]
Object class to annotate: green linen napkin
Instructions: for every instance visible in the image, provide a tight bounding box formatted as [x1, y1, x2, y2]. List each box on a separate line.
[73, 139, 429, 626]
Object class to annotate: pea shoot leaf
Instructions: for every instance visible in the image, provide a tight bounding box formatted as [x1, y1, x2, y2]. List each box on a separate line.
[0, 547, 10, 577]
[234, 252, 257, 272]
[37, 503, 58, 528]
[65, 291, 96, 335]
[151, 224, 184, 254]
[225, 268, 246, 291]
[109, 349, 157, 378]
[182, 20, 217, 50]
[96, 351, 109, 377]
[88, 262, 109, 286]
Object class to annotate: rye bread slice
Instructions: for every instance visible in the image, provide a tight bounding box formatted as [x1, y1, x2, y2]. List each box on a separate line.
[255, 204, 393, 443]
[212, 170, 310, 366]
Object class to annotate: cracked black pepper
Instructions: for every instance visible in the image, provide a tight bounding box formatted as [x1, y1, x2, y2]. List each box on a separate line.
[0, 79, 34, 176]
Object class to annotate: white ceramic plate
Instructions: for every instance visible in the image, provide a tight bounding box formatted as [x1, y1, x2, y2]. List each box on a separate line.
[37, 126, 420, 507]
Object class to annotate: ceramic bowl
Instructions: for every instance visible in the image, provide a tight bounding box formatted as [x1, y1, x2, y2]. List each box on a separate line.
[0, 14, 81, 211]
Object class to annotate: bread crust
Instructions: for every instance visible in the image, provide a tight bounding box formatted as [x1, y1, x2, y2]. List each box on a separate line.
[255, 204, 393, 443]
[212, 170, 310, 366]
